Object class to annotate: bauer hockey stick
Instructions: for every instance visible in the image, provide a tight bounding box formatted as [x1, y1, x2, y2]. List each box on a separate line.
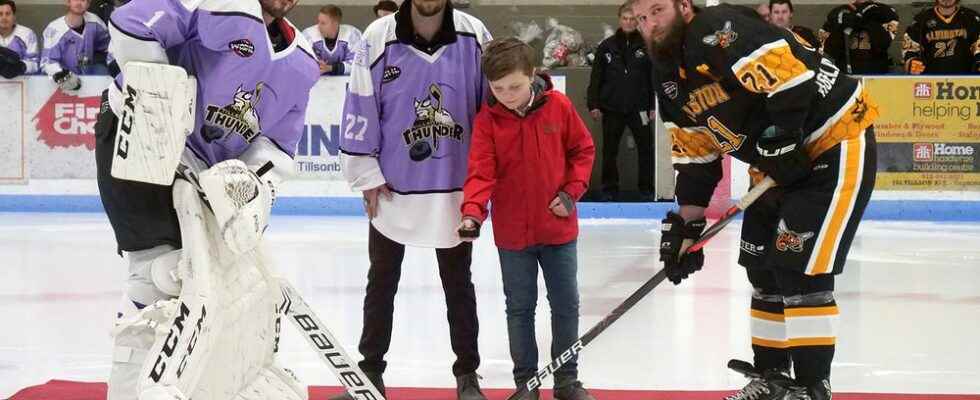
[281, 281, 387, 400]
[503, 176, 777, 400]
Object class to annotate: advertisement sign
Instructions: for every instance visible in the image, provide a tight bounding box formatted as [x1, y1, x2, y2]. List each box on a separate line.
[866, 77, 980, 190]
[9, 74, 569, 182]
[26, 76, 107, 179]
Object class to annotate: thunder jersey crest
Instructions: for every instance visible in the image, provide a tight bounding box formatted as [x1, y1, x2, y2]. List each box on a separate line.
[203, 83, 264, 143]
[404, 84, 464, 162]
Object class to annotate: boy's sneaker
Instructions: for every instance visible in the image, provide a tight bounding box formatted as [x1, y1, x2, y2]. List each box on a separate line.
[554, 381, 596, 400]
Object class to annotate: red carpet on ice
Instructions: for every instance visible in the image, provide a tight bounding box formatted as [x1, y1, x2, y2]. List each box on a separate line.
[10, 380, 980, 400]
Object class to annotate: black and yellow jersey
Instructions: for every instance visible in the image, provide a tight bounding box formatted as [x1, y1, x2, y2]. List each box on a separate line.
[653, 4, 879, 206]
[820, 1, 900, 74]
[903, 6, 980, 74]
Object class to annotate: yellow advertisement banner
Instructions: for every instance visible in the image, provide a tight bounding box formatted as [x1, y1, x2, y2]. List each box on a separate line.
[864, 77, 980, 191]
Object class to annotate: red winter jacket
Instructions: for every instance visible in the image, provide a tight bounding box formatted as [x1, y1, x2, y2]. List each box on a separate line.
[461, 74, 596, 251]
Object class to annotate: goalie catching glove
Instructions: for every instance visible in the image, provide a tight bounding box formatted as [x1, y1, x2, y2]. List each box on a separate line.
[198, 159, 274, 255]
[198, 136, 295, 255]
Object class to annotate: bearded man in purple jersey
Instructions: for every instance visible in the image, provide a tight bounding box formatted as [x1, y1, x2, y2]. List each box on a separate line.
[335, 0, 492, 399]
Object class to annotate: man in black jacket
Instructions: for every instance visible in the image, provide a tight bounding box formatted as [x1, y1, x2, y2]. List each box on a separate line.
[588, 1, 656, 201]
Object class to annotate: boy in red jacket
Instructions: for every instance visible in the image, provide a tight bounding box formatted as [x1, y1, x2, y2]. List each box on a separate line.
[458, 38, 596, 400]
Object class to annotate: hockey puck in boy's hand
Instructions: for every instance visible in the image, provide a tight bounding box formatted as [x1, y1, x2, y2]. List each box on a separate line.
[458, 226, 480, 238]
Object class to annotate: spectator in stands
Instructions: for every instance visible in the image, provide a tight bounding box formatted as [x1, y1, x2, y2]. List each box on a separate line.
[302, 5, 362, 76]
[587, 1, 656, 202]
[902, 0, 980, 74]
[770, 0, 821, 50]
[41, 0, 110, 91]
[0, 0, 39, 78]
[374, 1, 398, 18]
[756, 2, 771, 22]
[820, 0, 899, 74]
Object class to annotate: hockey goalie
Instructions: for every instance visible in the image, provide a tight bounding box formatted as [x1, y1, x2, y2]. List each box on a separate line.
[93, 0, 321, 398]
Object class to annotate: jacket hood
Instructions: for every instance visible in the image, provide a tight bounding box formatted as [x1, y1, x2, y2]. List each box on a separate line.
[487, 72, 555, 118]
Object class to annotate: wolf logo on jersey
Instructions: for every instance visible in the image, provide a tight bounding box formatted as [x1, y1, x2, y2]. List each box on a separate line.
[203, 83, 265, 143]
[403, 84, 463, 162]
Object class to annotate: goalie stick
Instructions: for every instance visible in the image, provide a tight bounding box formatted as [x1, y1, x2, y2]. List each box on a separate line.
[280, 281, 387, 400]
[503, 176, 776, 400]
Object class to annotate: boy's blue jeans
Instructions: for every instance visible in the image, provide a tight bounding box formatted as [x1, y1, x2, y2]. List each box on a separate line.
[497, 240, 580, 388]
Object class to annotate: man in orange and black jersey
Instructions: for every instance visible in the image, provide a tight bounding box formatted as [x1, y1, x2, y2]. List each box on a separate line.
[903, 0, 980, 74]
[631, 0, 879, 398]
[820, 0, 900, 74]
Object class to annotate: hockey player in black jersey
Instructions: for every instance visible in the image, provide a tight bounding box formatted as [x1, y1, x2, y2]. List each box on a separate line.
[820, 0, 900, 74]
[631, 0, 880, 398]
[903, 0, 980, 74]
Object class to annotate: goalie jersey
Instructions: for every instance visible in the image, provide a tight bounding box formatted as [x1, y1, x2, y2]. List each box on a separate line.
[653, 4, 879, 206]
[340, 3, 492, 247]
[107, 0, 320, 165]
[902, 5, 980, 74]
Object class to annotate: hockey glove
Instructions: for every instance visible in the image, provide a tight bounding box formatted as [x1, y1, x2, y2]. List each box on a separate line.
[660, 211, 706, 285]
[755, 126, 811, 187]
[0, 47, 26, 79]
[53, 70, 82, 91]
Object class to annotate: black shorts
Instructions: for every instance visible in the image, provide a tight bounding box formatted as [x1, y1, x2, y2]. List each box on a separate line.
[739, 128, 877, 276]
[95, 91, 182, 253]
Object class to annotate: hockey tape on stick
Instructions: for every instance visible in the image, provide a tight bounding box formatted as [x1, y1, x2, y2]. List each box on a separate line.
[504, 176, 776, 400]
[280, 281, 387, 400]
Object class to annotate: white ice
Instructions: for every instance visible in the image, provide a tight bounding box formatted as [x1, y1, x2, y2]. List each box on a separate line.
[1, 213, 978, 398]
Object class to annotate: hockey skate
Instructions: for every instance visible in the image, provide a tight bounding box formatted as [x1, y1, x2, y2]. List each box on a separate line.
[783, 379, 832, 400]
[724, 359, 802, 400]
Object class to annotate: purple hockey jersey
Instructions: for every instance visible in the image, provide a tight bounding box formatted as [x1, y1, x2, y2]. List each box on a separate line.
[340, 1, 491, 247]
[302, 24, 361, 75]
[41, 12, 109, 75]
[0, 24, 39, 74]
[107, 0, 319, 166]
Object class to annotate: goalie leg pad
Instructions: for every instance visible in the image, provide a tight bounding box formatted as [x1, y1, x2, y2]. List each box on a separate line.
[233, 363, 308, 400]
[109, 298, 181, 400]
[111, 61, 197, 186]
[127, 245, 182, 304]
[198, 159, 273, 255]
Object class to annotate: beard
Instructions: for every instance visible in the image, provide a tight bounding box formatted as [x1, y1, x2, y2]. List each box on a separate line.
[260, 0, 296, 19]
[414, 0, 447, 17]
[648, 9, 687, 60]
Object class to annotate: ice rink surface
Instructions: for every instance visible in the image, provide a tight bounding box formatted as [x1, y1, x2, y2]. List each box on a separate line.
[1, 212, 978, 398]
